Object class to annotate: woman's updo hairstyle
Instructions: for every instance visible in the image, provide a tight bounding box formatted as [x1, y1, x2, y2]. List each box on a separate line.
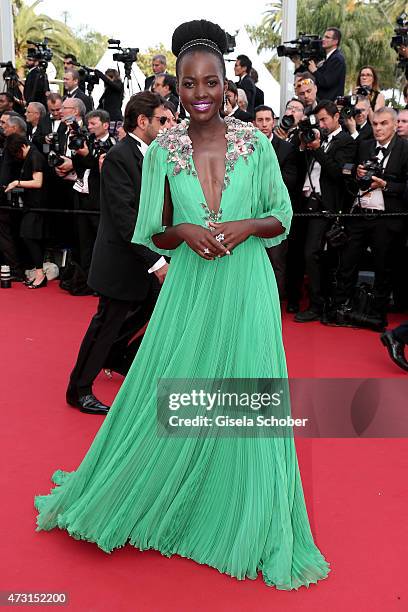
[172, 20, 228, 79]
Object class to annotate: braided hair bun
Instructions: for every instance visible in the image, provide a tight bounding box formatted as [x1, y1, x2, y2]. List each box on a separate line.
[172, 20, 228, 57]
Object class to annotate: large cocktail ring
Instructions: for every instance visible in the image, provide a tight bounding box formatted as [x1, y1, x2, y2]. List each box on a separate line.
[203, 248, 210, 254]
[215, 233, 225, 242]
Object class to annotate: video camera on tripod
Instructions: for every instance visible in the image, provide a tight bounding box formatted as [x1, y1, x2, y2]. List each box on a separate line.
[390, 13, 408, 71]
[27, 38, 53, 69]
[277, 34, 325, 71]
[108, 39, 138, 80]
[72, 63, 100, 95]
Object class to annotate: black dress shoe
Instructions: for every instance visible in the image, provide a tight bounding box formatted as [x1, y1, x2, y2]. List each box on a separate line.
[286, 302, 299, 313]
[380, 331, 408, 372]
[294, 309, 321, 323]
[66, 391, 110, 414]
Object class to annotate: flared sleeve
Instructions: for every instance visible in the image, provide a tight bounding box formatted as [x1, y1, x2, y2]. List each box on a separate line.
[254, 131, 293, 248]
[132, 140, 172, 257]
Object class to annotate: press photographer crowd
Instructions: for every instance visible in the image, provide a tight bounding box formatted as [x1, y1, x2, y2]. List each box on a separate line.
[3, 17, 408, 390]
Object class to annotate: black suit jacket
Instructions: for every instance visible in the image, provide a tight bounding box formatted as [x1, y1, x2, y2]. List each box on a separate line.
[315, 49, 346, 101]
[65, 88, 93, 113]
[254, 86, 264, 108]
[144, 75, 155, 91]
[357, 135, 408, 213]
[27, 124, 44, 152]
[271, 135, 298, 198]
[88, 135, 161, 301]
[355, 121, 373, 142]
[232, 108, 252, 122]
[24, 67, 49, 107]
[305, 130, 357, 212]
[236, 75, 256, 117]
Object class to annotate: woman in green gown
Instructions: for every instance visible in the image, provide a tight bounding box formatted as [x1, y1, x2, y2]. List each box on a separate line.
[35, 20, 330, 589]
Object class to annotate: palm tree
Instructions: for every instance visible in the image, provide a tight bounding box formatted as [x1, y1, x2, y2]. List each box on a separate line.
[12, 0, 79, 70]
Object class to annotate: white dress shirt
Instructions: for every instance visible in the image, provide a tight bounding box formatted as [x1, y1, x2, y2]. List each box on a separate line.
[303, 126, 342, 196]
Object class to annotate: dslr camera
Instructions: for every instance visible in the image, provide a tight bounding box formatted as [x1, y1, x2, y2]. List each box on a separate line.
[335, 95, 362, 120]
[298, 114, 321, 144]
[4, 187, 24, 208]
[357, 159, 384, 190]
[277, 34, 325, 71]
[68, 120, 90, 151]
[279, 114, 296, 132]
[391, 13, 408, 69]
[44, 133, 65, 168]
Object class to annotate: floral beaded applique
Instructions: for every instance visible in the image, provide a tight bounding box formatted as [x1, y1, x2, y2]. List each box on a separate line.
[156, 116, 258, 189]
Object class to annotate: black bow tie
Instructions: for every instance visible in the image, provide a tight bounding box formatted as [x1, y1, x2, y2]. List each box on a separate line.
[375, 146, 387, 156]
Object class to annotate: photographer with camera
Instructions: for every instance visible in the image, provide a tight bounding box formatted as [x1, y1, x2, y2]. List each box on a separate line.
[354, 66, 385, 114]
[0, 112, 27, 280]
[294, 100, 357, 322]
[23, 48, 50, 108]
[327, 107, 408, 328]
[275, 98, 306, 142]
[94, 68, 124, 122]
[71, 109, 115, 275]
[303, 28, 346, 102]
[63, 70, 93, 113]
[341, 96, 373, 142]
[3, 133, 47, 288]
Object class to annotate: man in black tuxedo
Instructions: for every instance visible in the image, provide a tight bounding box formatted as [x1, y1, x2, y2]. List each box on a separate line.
[295, 99, 357, 322]
[254, 105, 297, 297]
[224, 81, 252, 122]
[23, 51, 49, 108]
[343, 97, 373, 143]
[66, 92, 169, 414]
[144, 55, 167, 91]
[234, 55, 256, 118]
[63, 69, 93, 113]
[329, 107, 408, 327]
[250, 69, 264, 108]
[25, 102, 46, 151]
[306, 28, 346, 101]
[153, 74, 179, 112]
[72, 109, 115, 275]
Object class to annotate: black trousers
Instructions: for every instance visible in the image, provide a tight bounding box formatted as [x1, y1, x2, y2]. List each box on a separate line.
[75, 193, 100, 275]
[0, 210, 22, 271]
[286, 215, 307, 305]
[303, 217, 331, 312]
[335, 215, 405, 315]
[69, 283, 158, 396]
[266, 240, 288, 299]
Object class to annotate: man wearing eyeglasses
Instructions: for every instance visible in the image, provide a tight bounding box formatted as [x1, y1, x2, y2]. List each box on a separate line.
[66, 92, 169, 415]
[305, 28, 346, 102]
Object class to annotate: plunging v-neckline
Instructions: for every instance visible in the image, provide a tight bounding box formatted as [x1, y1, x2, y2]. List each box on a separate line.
[189, 129, 227, 218]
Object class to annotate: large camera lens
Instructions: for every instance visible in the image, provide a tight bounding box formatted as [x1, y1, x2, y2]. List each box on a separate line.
[280, 115, 295, 131]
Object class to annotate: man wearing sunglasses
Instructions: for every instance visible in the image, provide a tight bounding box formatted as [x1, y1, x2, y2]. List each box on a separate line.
[66, 92, 169, 415]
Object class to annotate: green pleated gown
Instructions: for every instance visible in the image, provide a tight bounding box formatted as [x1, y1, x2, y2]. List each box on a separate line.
[35, 118, 330, 589]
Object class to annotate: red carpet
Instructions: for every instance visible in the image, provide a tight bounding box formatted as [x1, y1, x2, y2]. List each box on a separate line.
[0, 282, 407, 611]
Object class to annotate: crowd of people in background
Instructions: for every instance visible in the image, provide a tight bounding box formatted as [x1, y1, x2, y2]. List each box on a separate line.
[2, 26, 408, 370]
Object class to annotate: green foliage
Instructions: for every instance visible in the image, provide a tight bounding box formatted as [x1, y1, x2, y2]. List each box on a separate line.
[247, 0, 404, 91]
[74, 27, 109, 69]
[137, 44, 176, 77]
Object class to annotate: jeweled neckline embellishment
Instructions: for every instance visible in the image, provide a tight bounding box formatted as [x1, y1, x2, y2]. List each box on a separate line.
[156, 116, 259, 191]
